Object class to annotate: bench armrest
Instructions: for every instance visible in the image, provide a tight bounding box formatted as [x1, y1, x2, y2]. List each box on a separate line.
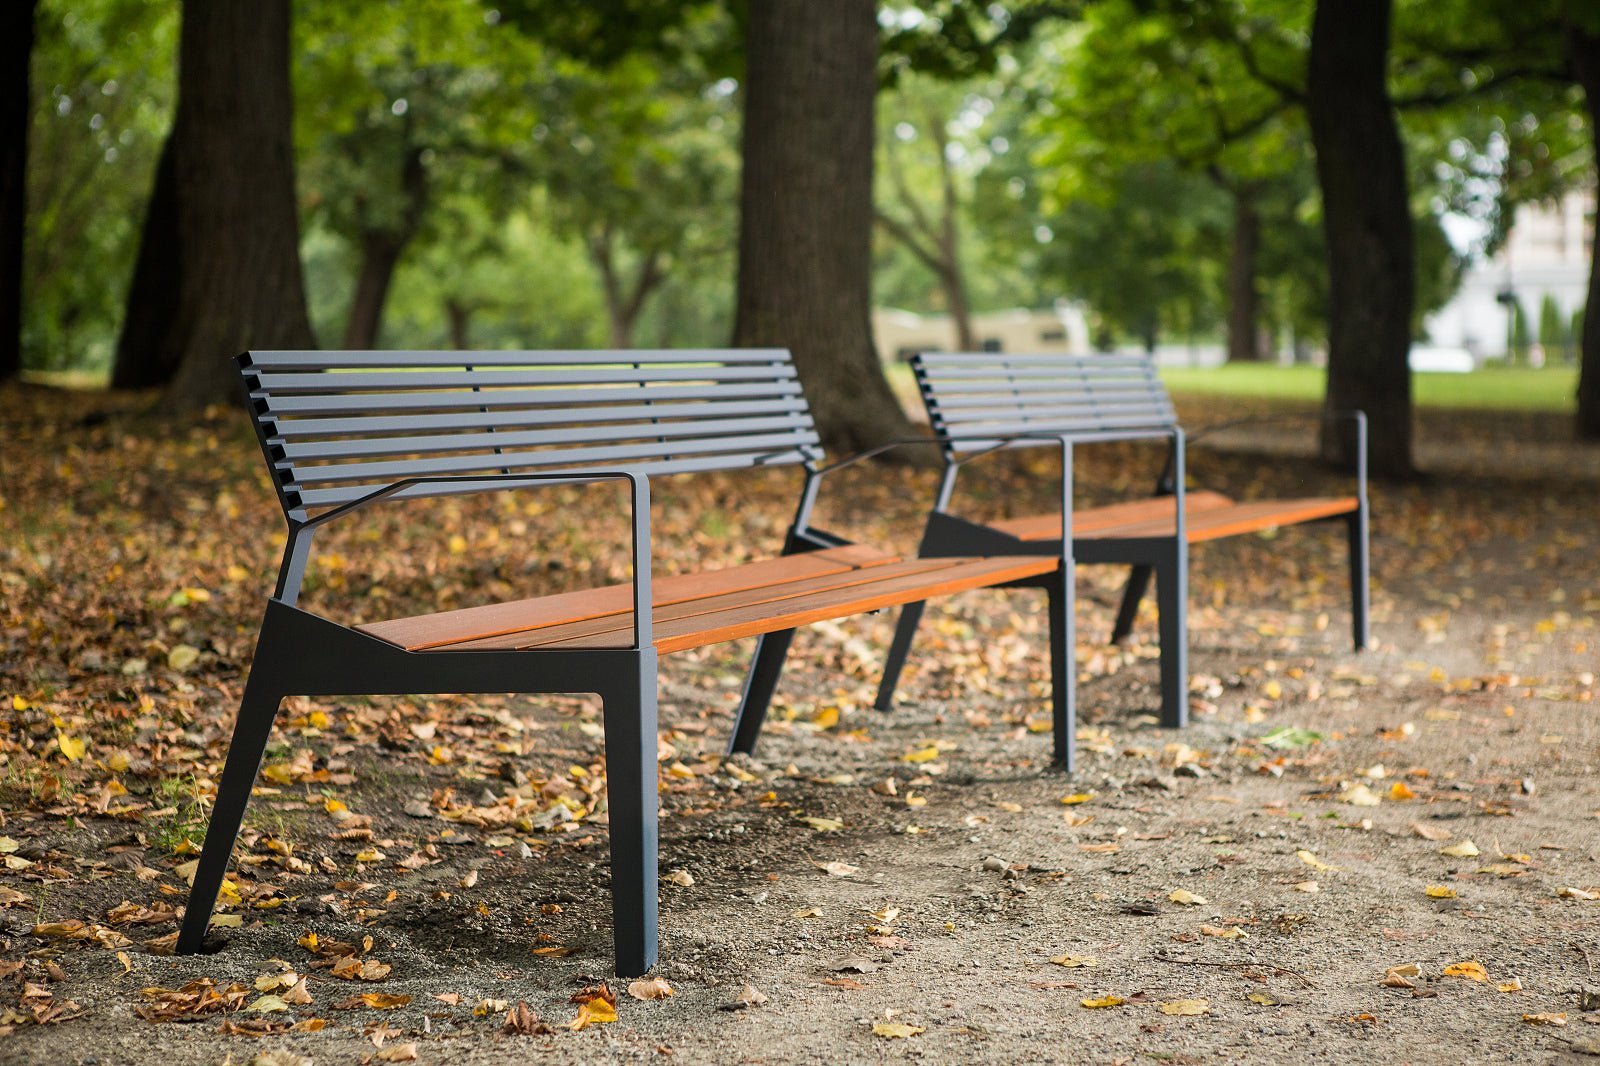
[278, 470, 655, 650]
[1182, 410, 1367, 504]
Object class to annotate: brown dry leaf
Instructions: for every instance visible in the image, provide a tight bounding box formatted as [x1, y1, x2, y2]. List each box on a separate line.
[1439, 840, 1480, 858]
[371, 1044, 419, 1062]
[1168, 889, 1207, 906]
[873, 1022, 924, 1038]
[1200, 925, 1247, 940]
[1410, 822, 1451, 842]
[1442, 960, 1488, 982]
[1521, 1013, 1567, 1026]
[568, 984, 618, 1030]
[627, 977, 674, 1001]
[1049, 955, 1098, 968]
[1159, 998, 1209, 1016]
[1497, 978, 1523, 993]
[1556, 886, 1600, 901]
[734, 983, 767, 1008]
[356, 993, 412, 1010]
[531, 945, 576, 958]
[502, 1000, 551, 1035]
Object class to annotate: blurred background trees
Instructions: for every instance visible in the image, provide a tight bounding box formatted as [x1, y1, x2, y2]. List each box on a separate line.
[5, 0, 1598, 463]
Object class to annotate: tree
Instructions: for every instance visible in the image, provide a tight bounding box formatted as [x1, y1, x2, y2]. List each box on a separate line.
[733, 0, 919, 454]
[1538, 292, 1568, 363]
[1571, 22, 1600, 438]
[1305, 0, 1415, 477]
[115, 0, 315, 406]
[1, 0, 37, 383]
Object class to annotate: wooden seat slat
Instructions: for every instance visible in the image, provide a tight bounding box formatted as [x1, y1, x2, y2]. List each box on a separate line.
[443, 557, 965, 652]
[1085, 496, 1360, 543]
[557, 555, 1058, 654]
[357, 543, 898, 652]
[991, 490, 1235, 541]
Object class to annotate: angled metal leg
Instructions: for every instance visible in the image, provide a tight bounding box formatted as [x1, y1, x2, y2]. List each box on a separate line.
[727, 628, 795, 756]
[1155, 545, 1189, 729]
[1348, 508, 1370, 651]
[602, 650, 659, 978]
[177, 660, 283, 954]
[874, 602, 926, 711]
[1110, 565, 1154, 644]
[1047, 578, 1076, 774]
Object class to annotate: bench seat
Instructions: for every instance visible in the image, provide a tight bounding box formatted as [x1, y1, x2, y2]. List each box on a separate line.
[991, 492, 1361, 544]
[360, 545, 1057, 654]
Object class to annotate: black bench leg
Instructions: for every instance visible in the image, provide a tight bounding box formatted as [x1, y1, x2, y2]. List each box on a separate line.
[1110, 565, 1154, 644]
[874, 602, 925, 712]
[1348, 507, 1370, 651]
[177, 664, 283, 954]
[727, 628, 795, 756]
[1154, 546, 1189, 729]
[1047, 578, 1076, 774]
[603, 650, 660, 978]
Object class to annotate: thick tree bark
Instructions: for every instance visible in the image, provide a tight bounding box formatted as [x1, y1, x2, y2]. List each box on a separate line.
[1306, 0, 1415, 478]
[340, 142, 426, 351]
[126, 0, 315, 409]
[1570, 24, 1600, 441]
[0, 0, 37, 382]
[1225, 188, 1263, 363]
[734, 0, 919, 455]
[112, 138, 184, 387]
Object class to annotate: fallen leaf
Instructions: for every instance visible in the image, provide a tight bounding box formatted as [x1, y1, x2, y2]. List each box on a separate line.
[1049, 955, 1098, 968]
[1159, 998, 1209, 1016]
[1557, 887, 1599, 901]
[568, 984, 618, 1030]
[1168, 889, 1207, 906]
[502, 1000, 550, 1035]
[1522, 1012, 1566, 1026]
[801, 817, 844, 833]
[372, 1044, 419, 1062]
[627, 977, 674, 1001]
[56, 733, 86, 762]
[873, 1022, 924, 1038]
[356, 993, 412, 1010]
[1439, 840, 1480, 858]
[666, 869, 694, 887]
[1296, 850, 1339, 872]
[1443, 960, 1488, 982]
[1343, 784, 1382, 807]
[903, 746, 940, 763]
[818, 861, 859, 878]
[1060, 792, 1096, 806]
[1080, 995, 1125, 1009]
[1498, 978, 1523, 993]
[1200, 925, 1247, 940]
[1411, 822, 1451, 842]
[1424, 885, 1459, 899]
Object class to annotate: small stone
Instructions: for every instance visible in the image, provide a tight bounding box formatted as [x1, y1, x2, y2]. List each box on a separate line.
[1579, 987, 1600, 1012]
[404, 800, 434, 819]
[981, 856, 1008, 873]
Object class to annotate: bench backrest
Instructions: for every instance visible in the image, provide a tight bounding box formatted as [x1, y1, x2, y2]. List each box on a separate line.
[239, 349, 824, 515]
[911, 352, 1177, 455]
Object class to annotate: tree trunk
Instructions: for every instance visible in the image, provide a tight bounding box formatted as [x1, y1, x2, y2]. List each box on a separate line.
[588, 229, 663, 349]
[112, 137, 186, 387]
[1569, 23, 1600, 441]
[153, 0, 315, 409]
[445, 298, 472, 350]
[734, 0, 919, 455]
[1226, 189, 1263, 363]
[0, 0, 37, 383]
[341, 234, 404, 349]
[1307, 0, 1415, 478]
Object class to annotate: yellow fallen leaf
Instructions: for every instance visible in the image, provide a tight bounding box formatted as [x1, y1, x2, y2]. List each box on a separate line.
[801, 817, 844, 833]
[1556, 886, 1599, 901]
[1059, 792, 1095, 806]
[1389, 782, 1416, 801]
[10, 695, 28, 711]
[358, 993, 412, 1010]
[1424, 885, 1458, 899]
[811, 706, 840, 729]
[1292, 881, 1320, 893]
[1160, 998, 1209, 1016]
[792, 908, 823, 919]
[1443, 960, 1488, 982]
[1343, 784, 1381, 807]
[568, 997, 617, 1030]
[903, 746, 940, 763]
[166, 644, 201, 671]
[1080, 996, 1125, 1009]
[1247, 991, 1280, 1006]
[873, 1022, 924, 1038]
[666, 869, 694, 887]
[57, 733, 87, 762]
[1521, 1012, 1566, 1026]
[1439, 840, 1479, 858]
[1168, 889, 1207, 906]
[627, 977, 674, 1001]
[1049, 955, 1097, 968]
[1497, 978, 1522, 993]
[1200, 925, 1247, 940]
[1296, 850, 1338, 872]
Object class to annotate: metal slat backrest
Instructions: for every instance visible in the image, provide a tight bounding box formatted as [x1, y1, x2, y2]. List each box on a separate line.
[239, 349, 824, 516]
[911, 352, 1178, 455]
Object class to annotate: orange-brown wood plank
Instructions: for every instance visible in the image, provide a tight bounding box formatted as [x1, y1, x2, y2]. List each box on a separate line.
[358, 542, 899, 651]
[442, 557, 965, 652]
[548, 555, 1060, 654]
[1084, 496, 1359, 543]
[991, 490, 1235, 542]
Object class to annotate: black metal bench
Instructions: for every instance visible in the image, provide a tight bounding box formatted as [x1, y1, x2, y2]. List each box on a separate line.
[875, 351, 1369, 734]
[177, 348, 1066, 977]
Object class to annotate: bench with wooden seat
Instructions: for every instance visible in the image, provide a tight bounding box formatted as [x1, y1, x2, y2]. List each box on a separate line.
[876, 351, 1369, 732]
[176, 348, 1066, 978]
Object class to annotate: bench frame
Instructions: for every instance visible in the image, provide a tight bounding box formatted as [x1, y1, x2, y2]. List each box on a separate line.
[875, 352, 1369, 733]
[177, 349, 1069, 978]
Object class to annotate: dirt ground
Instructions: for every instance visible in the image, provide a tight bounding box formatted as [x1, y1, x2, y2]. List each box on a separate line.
[0, 389, 1597, 1065]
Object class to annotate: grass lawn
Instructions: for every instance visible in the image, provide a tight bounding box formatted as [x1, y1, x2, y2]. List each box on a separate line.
[1158, 362, 1579, 412]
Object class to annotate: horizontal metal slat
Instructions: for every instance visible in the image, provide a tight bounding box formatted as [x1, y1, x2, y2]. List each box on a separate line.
[249, 365, 799, 393]
[934, 414, 1178, 439]
[914, 352, 1155, 369]
[928, 391, 1174, 414]
[267, 397, 813, 439]
[286, 429, 824, 484]
[291, 449, 818, 510]
[274, 414, 818, 462]
[241, 348, 793, 371]
[916, 365, 1159, 383]
[254, 380, 806, 416]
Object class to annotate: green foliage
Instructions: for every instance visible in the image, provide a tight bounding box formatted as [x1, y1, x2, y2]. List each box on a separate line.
[24, 0, 177, 373]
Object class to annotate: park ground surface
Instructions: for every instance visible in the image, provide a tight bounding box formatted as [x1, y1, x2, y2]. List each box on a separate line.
[0, 378, 1597, 1065]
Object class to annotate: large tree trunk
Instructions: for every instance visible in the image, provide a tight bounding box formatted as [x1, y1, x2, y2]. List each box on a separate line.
[1226, 188, 1263, 363]
[140, 0, 314, 409]
[1570, 23, 1600, 441]
[112, 138, 184, 387]
[734, 0, 919, 455]
[0, 0, 37, 383]
[1306, 0, 1415, 478]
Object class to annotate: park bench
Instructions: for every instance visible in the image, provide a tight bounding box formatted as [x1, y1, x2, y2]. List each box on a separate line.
[176, 348, 1066, 977]
[875, 351, 1369, 737]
